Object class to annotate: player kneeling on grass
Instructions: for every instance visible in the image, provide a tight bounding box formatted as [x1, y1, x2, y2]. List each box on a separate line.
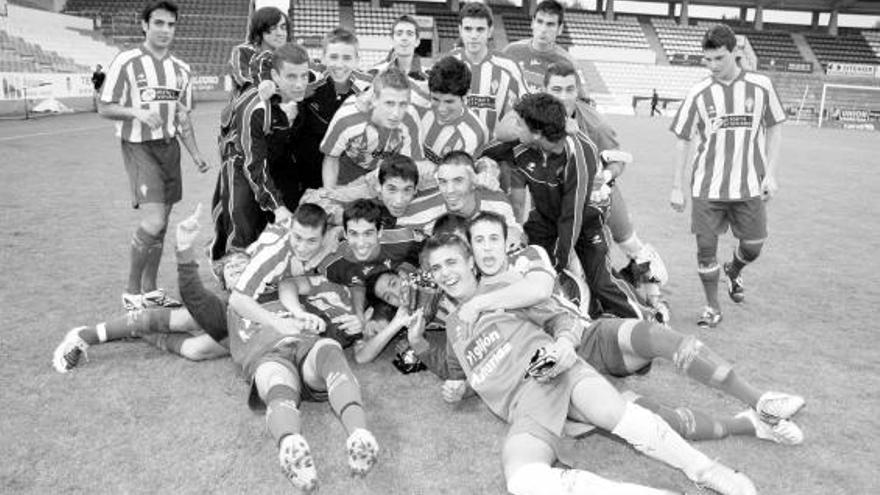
[416, 233, 758, 495]
[53, 204, 229, 372]
[461, 212, 805, 445]
[227, 204, 378, 491]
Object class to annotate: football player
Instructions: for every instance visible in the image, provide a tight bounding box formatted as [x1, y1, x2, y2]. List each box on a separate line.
[413, 233, 758, 495]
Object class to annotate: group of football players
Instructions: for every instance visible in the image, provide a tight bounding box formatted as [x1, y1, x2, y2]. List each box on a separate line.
[53, 1, 802, 493]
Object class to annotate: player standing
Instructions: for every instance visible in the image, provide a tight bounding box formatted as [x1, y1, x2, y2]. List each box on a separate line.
[227, 6, 289, 99]
[502, 0, 574, 93]
[447, 2, 527, 136]
[99, 1, 210, 311]
[670, 24, 784, 327]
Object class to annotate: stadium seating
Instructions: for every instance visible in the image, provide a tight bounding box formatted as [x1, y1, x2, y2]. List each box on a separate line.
[591, 61, 708, 101]
[651, 17, 703, 60]
[864, 30, 880, 58]
[0, 29, 86, 72]
[352, 1, 415, 37]
[804, 32, 880, 66]
[1, 4, 117, 70]
[565, 12, 648, 50]
[290, 0, 340, 39]
[733, 28, 805, 64]
[414, 4, 459, 43]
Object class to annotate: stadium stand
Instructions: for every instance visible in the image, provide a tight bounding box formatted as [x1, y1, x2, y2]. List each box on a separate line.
[0, 29, 85, 73]
[591, 61, 708, 103]
[864, 30, 880, 58]
[1, 4, 117, 70]
[733, 28, 806, 64]
[804, 32, 880, 66]
[652, 17, 704, 60]
[290, 0, 340, 39]
[414, 4, 458, 44]
[352, 1, 415, 37]
[566, 12, 648, 50]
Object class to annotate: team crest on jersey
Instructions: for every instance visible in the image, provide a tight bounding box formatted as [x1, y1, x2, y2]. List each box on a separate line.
[745, 97, 755, 112]
[491, 79, 499, 94]
[526, 162, 536, 173]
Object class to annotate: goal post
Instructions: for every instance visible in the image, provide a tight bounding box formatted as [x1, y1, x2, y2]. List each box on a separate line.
[817, 82, 880, 128]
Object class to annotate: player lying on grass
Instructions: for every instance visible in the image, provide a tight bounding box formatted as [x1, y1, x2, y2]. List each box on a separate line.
[53, 204, 229, 372]
[227, 203, 379, 491]
[458, 212, 805, 444]
[414, 233, 757, 495]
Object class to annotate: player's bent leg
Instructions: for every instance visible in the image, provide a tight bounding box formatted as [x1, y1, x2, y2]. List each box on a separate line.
[177, 333, 229, 361]
[503, 434, 673, 495]
[254, 360, 318, 492]
[723, 240, 763, 304]
[302, 339, 378, 476]
[568, 376, 756, 495]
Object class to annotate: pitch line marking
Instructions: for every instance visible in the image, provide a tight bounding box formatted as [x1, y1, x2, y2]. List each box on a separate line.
[0, 124, 110, 142]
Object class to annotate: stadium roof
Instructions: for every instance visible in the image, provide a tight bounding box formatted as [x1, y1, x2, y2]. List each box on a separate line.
[631, 0, 880, 16]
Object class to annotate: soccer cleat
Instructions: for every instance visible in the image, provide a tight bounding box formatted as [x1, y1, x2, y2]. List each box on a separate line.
[697, 306, 723, 328]
[52, 326, 90, 373]
[691, 461, 757, 495]
[346, 428, 379, 477]
[142, 289, 182, 308]
[121, 292, 144, 312]
[736, 409, 803, 446]
[723, 262, 745, 303]
[756, 391, 805, 424]
[278, 434, 318, 492]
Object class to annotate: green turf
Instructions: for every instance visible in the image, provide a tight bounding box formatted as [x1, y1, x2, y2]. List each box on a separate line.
[1, 104, 878, 494]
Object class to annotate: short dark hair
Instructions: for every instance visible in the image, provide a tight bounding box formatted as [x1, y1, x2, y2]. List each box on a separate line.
[272, 43, 309, 71]
[514, 93, 567, 142]
[459, 2, 493, 27]
[467, 211, 508, 242]
[293, 203, 328, 233]
[702, 24, 737, 52]
[440, 150, 476, 172]
[364, 268, 398, 309]
[323, 27, 358, 50]
[433, 213, 470, 238]
[248, 7, 288, 45]
[373, 67, 411, 97]
[533, 0, 564, 25]
[378, 154, 419, 187]
[142, 1, 178, 24]
[420, 232, 472, 270]
[544, 60, 578, 88]
[391, 14, 419, 36]
[428, 56, 471, 97]
[343, 199, 384, 232]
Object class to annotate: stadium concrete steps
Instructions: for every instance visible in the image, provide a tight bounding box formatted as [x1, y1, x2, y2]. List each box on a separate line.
[790, 33, 823, 74]
[3, 4, 119, 69]
[639, 20, 670, 66]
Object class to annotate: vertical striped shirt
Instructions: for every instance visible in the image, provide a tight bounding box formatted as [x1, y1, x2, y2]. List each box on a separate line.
[446, 48, 527, 136]
[320, 96, 424, 185]
[502, 40, 573, 94]
[670, 70, 786, 201]
[421, 107, 489, 165]
[397, 187, 521, 237]
[101, 46, 193, 143]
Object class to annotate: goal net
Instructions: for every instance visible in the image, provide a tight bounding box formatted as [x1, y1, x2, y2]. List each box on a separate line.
[817, 83, 880, 130]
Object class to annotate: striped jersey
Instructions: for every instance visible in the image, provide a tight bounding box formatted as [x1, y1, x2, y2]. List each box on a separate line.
[397, 187, 519, 236]
[370, 55, 431, 111]
[421, 107, 489, 165]
[101, 46, 193, 143]
[234, 222, 338, 299]
[502, 40, 573, 93]
[446, 48, 527, 136]
[670, 70, 786, 201]
[320, 96, 424, 185]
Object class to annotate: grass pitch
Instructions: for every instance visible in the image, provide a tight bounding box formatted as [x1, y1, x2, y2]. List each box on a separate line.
[1, 104, 878, 494]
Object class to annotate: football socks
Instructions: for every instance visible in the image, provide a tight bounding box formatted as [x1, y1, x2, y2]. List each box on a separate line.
[314, 343, 367, 433]
[141, 227, 167, 293]
[265, 385, 302, 446]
